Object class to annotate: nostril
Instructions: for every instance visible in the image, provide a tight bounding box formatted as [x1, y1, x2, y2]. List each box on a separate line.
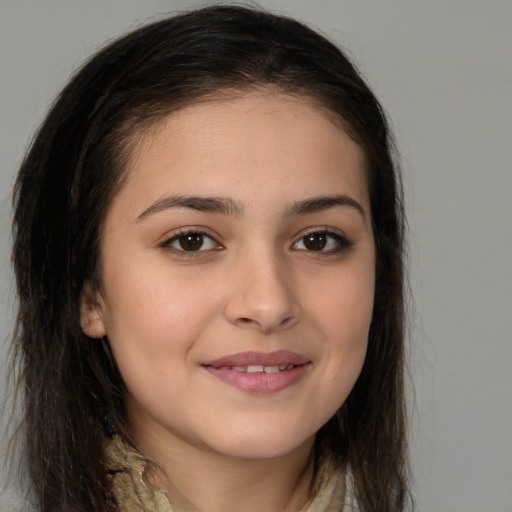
[280, 316, 294, 327]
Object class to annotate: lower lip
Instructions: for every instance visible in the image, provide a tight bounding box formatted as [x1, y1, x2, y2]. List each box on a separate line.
[204, 364, 310, 394]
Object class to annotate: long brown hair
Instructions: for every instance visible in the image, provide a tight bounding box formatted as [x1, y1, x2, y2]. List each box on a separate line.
[10, 5, 411, 511]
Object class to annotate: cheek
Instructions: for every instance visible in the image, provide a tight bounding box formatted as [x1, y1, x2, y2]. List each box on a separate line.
[307, 260, 374, 385]
[310, 256, 375, 331]
[100, 262, 220, 379]
[101, 284, 216, 423]
[104, 255, 210, 327]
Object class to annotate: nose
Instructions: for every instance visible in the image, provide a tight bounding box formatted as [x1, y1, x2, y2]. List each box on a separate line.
[223, 251, 301, 334]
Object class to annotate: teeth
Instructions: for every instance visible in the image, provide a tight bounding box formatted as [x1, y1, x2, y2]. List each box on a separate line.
[247, 365, 264, 373]
[214, 364, 295, 372]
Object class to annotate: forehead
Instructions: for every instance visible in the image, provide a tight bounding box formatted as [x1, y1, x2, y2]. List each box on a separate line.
[111, 92, 369, 218]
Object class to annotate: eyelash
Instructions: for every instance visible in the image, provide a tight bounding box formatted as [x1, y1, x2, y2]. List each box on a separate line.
[159, 228, 222, 254]
[292, 229, 353, 254]
[159, 228, 353, 256]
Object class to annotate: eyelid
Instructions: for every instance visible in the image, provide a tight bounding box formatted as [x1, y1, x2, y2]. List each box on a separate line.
[159, 227, 223, 253]
[291, 226, 354, 253]
[157, 225, 353, 256]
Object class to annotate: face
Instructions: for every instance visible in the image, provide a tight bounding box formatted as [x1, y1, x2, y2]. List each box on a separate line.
[81, 92, 375, 460]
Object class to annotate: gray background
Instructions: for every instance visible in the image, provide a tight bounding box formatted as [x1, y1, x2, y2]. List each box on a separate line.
[1, 1, 511, 511]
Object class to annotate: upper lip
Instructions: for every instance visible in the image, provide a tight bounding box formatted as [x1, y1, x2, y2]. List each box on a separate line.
[203, 350, 310, 368]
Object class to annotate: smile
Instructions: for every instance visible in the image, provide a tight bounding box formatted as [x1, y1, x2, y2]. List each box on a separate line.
[203, 351, 311, 393]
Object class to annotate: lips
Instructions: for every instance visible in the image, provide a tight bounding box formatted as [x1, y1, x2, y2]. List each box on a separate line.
[202, 350, 311, 393]
[203, 350, 310, 368]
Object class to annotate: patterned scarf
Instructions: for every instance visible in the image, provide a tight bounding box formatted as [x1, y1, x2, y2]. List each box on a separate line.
[103, 435, 354, 511]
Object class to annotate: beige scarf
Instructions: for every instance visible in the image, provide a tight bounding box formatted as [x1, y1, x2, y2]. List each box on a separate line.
[103, 436, 353, 512]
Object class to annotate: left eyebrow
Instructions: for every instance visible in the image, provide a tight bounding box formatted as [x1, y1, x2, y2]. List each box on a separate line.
[285, 194, 366, 219]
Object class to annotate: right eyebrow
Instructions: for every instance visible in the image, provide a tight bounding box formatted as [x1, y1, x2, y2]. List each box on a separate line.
[136, 195, 245, 221]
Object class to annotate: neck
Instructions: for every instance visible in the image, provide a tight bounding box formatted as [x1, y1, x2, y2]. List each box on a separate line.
[132, 424, 315, 512]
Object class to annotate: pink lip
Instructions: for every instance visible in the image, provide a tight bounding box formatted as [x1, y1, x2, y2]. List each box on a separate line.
[203, 350, 310, 368]
[202, 350, 311, 394]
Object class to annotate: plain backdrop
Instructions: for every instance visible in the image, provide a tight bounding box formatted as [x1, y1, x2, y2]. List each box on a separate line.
[1, 1, 511, 511]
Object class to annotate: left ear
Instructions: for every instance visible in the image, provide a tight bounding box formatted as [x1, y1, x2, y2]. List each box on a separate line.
[79, 282, 107, 338]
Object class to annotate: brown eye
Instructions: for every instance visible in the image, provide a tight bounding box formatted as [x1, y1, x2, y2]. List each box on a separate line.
[178, 233, 204, 251]
[293, 230, 353, 254]
[303, 233, 327, 251]
[162, 231, 220, 253]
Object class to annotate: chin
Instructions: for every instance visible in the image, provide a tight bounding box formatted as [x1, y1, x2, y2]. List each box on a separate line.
[204, 426, 315, 460]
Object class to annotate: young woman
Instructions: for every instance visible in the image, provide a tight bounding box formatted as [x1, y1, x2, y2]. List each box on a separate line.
[8, 5, 411, 511]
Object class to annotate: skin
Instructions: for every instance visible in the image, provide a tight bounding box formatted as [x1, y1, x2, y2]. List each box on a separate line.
[81, 91, 375, 512]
